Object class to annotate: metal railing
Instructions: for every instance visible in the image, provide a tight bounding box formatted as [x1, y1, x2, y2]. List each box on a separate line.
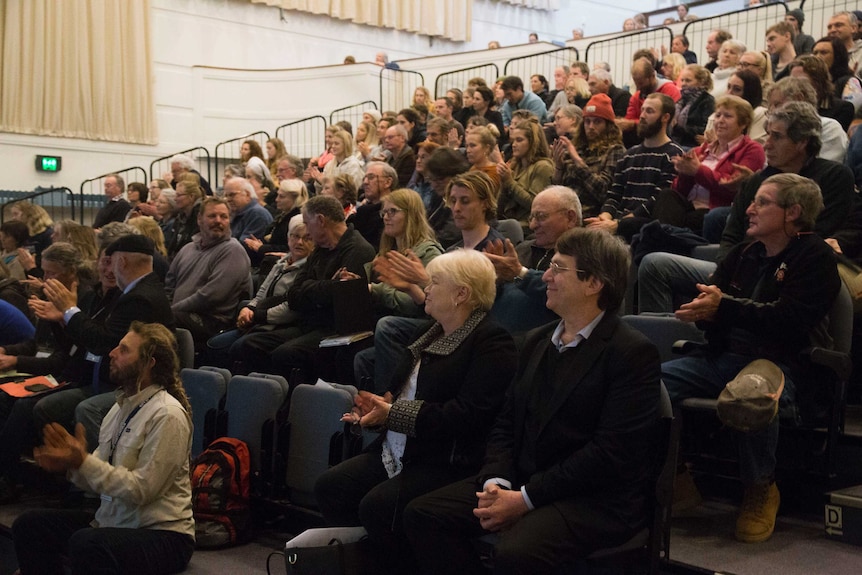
[275, 116, 328, 162]
[683, 3, 788, 70]
[149, 147, 212, 188]
[329, 101, 378, 135]
[800, 0, 856, 49]
[0, 187, 77, 225]
[434, 64, 500, 99]
[379, 68, 425, 114]
[585, 27, 675, 90]
[213, 131, 271, 187]
[503, 47, 580, 86]
[79, 167, 148, 226]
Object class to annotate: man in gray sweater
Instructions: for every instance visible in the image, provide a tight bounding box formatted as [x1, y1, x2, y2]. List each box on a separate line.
[166, 197, 252, 349]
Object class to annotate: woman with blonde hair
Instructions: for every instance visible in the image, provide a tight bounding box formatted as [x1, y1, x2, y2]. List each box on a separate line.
[496, 121, 553, 233]
[355, 120, 380, 164]
[319, 129, 364, 192]
[738, 51, 774, 101]
[8, 201, 53, 261]
[412, 86, 434, 117]
[127, 217, 167, 257]
[661, 52, 687, 86]
[48, 220, 99, 268]
[672, 64, 715, 149]
[360, 188, 443, 317]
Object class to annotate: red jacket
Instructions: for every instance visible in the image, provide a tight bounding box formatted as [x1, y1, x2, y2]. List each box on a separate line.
[625, 80, 681, 120]
[673, 135, 765, 208]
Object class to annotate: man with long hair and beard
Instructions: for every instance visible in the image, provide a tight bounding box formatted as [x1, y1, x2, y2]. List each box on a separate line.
[12, 322, 196, 575]
[585, 93, 683, 242]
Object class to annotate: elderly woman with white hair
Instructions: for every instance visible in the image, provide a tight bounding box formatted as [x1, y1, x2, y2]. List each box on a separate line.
[315, 249, 517, 572]
[245, 156, 277, 212]
[243, 178, 309, 265]
[207, 214, 314, 367]
[712, 39, 747, 97]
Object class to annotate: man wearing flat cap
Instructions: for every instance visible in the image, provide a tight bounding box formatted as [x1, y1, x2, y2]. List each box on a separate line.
[33, 234, 175, 451]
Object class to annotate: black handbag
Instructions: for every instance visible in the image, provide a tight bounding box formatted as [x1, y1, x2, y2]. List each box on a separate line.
[284, 527, 377, 575]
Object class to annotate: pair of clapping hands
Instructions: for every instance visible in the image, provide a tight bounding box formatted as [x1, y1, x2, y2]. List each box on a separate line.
[342, 390, 393, 429]
[27, 278, 78, 324]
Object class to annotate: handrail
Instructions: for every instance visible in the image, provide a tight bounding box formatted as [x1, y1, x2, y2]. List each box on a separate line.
[329, 101, 378, 126]
[682, 3, 788, 68]
[379, 68, 425, 113]
[0, 187, 77, 224]
[214, 131, 271, 176]
[274, 116, 328, 161]
[503, 47, 580, 81]
[149, 146, 212, 186]
[584, 27, 674, 89]
[79, 167, 148, 225]
[434, 64, 500, 99]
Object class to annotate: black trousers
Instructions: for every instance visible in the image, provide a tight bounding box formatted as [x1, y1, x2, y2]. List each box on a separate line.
[13, 509, 194, 575]
[403, 476, 588, 575]
[314, 450, 475, 573]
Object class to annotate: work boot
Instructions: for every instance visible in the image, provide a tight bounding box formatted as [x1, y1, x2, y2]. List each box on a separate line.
[736, 481, 780, 543]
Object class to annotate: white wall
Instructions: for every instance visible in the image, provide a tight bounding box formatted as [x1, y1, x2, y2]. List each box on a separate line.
[0, 0, 803, 193]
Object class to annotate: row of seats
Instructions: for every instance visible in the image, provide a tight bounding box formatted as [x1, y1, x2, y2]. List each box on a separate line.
[180, 368, 361, 511]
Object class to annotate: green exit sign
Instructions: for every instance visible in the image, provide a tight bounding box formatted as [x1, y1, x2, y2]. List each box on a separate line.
[35, 155, 62, 172]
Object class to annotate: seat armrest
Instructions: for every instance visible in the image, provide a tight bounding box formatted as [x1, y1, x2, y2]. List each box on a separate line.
[672, 339, 707, 355]
[802, 347, 852, 381]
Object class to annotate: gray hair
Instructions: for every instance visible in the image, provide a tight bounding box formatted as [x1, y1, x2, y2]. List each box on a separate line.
[590, 69, 612, 84]
[833, 11, 859, 26]
[98, 222, 139, 250]
[365, 161, 399, 189]
[228, 177, 256, 199]
[593, 61, 611, 73]
[169, 154, 196, 171]
[764, 173, 823, 232]
[388, 124, 408, 140]
[768, 77, 817, 107]
[721, 39, 747, 55]
[536, 186, 583, 226]
[767, 101, 822, 158]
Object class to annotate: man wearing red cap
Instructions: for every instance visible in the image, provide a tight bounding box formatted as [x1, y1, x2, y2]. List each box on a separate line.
[551, 93, 626, 219]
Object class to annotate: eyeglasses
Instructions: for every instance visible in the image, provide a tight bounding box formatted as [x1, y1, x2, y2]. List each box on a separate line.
[750, 196, 781, 209]
[528, 209, 566, 223]
[379, 207, 403, 219]
[548, 261, 588, 280]
[738, 61, 762, 69]
[363, 174, 379, 181]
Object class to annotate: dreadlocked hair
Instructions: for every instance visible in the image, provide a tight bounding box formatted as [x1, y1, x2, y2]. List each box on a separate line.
[128, 321, 192, 419]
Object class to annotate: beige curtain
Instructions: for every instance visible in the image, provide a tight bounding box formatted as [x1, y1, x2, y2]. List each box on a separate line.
[497, 0, 559, 10]
[255, 0, 472, 42]
[0, 0, 157, 144]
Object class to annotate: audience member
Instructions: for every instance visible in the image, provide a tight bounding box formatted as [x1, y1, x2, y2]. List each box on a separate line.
[671, 35, 698, 64]
[587, 68, 631, 118]
[618, 59, 681, 143]
[553, 94, 625, 219]
[672, 64, 715, 149]
[404, 227, 660, 574]
[497, 121, 554, 233]
[265, 137, 287, 181]
[166, 198, 251, 348]
[245, 157, 277, 212]
[639, 101, 854, 313]
[317, 249, 516, 572]
[766, 22, 797, 81]
[788, 55, 855, 131]
[0, 221, 29, 280]
[465, 127, 500, 191]
[500, 76, 547, 129]
[224, 177, 273, 246]
[356, 161, 397, 248]
[92, 174, 131, 229]
[663, 173, 839, 543]
[665, 95, 765, 238]
[469, 86, 504, 140]
[244, 178, 308, 265]
[209, 215, 313, 368]
[785, 10, 815, 56]
[661, 53, 687, 87]
[738, 50, 774, 98]
[167, 153, 213, 196]
[8, 201, 53, 262]
[423, 147, 470, 249]
[813, 36, 862, 112]
[166, 179, 203, 260]
[712, 39, 746, 96]
[589, 93, 683, 241]
[828, 11, 862, 74]
[322, 174, 359, 221]
[704, 29, 733, 73]
[381, 124, 416, 189]
[446, 171, 505, 251]
[704, 69, 767, 145]
[248, 195, 374, 379]
[13, 322, 194, 575]
[407, 141, 440, 213]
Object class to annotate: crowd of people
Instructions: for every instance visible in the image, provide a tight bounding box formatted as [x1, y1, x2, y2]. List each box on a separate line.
[2, 7, 862, 575]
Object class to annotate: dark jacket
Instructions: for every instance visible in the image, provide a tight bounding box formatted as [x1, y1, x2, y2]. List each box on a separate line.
[671, 90, 715, 149]
[479, 314, 660, 546]
[93, 198, 131, 229]
[379, 312, 517, 471]
[287, 225, 375, 330]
